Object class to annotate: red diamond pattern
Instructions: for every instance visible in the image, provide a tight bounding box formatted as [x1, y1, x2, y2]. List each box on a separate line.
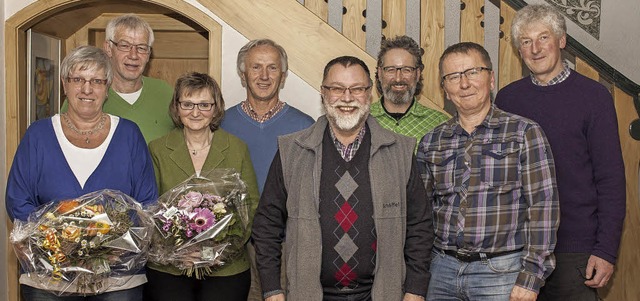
[335, 201, 358, 232]
[335, 262, 357, 286]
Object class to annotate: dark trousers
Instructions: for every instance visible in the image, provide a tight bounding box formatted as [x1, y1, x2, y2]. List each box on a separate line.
[144, 269, 250, 301]
[538, 253, 600, 301]
[21, 285, 143, 301]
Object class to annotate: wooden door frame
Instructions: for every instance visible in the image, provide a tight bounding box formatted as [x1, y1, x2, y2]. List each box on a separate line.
[4, 1, 220, 301]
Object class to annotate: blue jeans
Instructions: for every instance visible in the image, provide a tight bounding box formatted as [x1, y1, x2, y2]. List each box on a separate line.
[21, 285, 143, 301]
[427, 250, 522, 301]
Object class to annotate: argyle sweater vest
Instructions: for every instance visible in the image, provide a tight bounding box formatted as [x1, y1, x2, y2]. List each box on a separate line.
[319, 127, 376, 295]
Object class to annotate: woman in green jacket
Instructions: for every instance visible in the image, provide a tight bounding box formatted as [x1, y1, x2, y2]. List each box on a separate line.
[146, 72, 259, 301]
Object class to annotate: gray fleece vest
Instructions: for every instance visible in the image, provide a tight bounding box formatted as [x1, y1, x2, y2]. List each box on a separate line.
[276, 116, 415, 301]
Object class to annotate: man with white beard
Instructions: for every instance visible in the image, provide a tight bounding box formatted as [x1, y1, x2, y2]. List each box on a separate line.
[252, 55, 433, 301]
[371, 36, 448, 148]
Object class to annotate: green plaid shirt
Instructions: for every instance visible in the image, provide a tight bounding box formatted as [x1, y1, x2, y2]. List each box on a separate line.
[371, 98, 449, 151]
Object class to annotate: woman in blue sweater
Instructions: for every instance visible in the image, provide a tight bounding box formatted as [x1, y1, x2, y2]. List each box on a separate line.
[5, 46, 157, 300]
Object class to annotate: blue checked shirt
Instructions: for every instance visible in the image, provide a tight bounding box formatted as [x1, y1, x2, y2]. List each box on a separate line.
[417, 106, 559, 293]
[329, 125, 366, 162]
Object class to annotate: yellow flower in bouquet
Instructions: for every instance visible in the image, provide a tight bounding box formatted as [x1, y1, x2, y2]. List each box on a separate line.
[10, 189, 153, 296]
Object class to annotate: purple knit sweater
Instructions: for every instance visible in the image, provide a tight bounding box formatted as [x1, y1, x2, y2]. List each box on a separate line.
[495, 71, 625, 264]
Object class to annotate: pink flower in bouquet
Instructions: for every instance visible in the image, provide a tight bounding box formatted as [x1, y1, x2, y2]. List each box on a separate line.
[189, 208, 216, 233]
[203, 193, 223, 203]
[178, 192, 204, 209]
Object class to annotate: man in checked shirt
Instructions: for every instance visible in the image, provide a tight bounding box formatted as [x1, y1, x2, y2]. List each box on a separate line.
[417, 42, 559, 301]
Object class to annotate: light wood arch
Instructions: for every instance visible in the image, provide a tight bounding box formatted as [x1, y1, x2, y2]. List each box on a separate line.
[4, 1, 221, 300]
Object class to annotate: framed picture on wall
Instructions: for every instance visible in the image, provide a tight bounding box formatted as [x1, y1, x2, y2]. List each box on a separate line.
[27, 29, 61, 125]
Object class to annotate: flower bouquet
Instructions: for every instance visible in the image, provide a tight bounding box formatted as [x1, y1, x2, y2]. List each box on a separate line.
[147, 168, 250, 279]
[10, 189, 153, 295]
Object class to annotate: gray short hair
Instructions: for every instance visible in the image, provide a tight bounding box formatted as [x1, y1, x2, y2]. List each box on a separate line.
[61, 46, 113, 86]
[236, 39, 288, 78]
[511, 4, 566, 49]
[105, 14, 155, 46]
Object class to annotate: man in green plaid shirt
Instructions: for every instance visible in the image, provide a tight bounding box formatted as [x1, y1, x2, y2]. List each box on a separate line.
[371, 36, 448, 150]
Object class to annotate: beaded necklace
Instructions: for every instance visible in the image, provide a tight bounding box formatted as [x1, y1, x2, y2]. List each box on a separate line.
[61, 113, 107, 144]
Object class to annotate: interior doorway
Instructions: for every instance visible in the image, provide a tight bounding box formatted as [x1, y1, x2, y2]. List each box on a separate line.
[4, 1, 222, 301]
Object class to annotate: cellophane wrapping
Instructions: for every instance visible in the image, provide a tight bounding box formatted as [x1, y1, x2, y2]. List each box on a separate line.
[10, 189, 153, 296]
[146, 168, 250, 279]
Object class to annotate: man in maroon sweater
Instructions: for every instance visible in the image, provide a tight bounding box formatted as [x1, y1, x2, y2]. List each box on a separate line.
[495, 4, 626, 301]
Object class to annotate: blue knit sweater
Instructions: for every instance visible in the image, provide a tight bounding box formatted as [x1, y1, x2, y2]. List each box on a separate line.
[6, 117, 157, 221]
[221, 103, 314, 193]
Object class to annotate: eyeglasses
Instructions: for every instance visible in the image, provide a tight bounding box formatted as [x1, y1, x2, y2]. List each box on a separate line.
[322, 85, 371, 96]
[109, 39, 151, 54]
[441, 67, 492, 84]
[178, 101, 215, 111]
[381, 66, 418, 77]
[66, 77, 108, 88]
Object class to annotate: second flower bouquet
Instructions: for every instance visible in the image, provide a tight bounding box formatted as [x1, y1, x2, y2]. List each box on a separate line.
[147, 168, 250, 278]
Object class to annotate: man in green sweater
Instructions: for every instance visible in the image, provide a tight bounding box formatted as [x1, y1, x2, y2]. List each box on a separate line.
[371, 35, 448, 148]
[63, 14, 174, 142]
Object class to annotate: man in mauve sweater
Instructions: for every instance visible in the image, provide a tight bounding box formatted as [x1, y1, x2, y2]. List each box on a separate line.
[495, 4, 626, 300]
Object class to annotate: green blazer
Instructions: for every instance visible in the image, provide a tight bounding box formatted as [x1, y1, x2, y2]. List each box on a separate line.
[147, 127, 259, 277]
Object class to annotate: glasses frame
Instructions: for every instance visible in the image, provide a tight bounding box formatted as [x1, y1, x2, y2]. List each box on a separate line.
[381, 66, 418, 77]
[66, 77, 108, 88]
[109, 39, 152, 54]
[321, 85, 372, 97]
[178, 101, 216, 111]
[441, 67, 492, 85]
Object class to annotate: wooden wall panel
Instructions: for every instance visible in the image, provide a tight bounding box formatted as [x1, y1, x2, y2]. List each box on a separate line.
[602, 87, 640, 300]
[460, 0, 484, 44]
[382, 0, 406, 38]
[421, 0, 445, 109]
[576, 57, 600, 82]
[65, 13, 218, 84]
[305, 0, 328, 22]
[91, 31, 209, 59]
[497, 0, 521, 89]
[147, 59, 209, 87]
[343, 0, 367, 49]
